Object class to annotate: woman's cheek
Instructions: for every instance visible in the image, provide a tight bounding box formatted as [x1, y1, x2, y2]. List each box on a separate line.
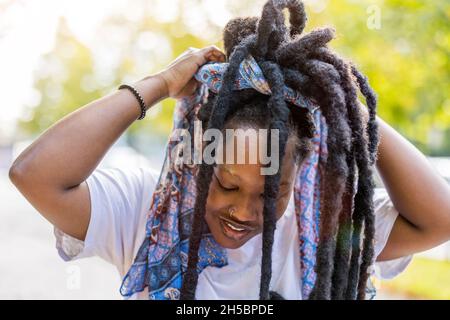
[205, 185, 225, 214]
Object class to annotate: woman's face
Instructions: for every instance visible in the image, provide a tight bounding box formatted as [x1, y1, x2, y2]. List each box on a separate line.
[204, 129, 299, 249]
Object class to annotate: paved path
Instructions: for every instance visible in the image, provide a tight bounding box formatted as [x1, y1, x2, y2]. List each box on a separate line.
[0, 169, 120, 299]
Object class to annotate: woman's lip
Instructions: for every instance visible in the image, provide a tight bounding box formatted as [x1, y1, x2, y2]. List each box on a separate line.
[218, 216, 256, 231]
[219, 219, 252, 241]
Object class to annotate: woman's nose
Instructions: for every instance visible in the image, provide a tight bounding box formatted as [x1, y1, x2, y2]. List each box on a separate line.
[230, 198, 260, 224]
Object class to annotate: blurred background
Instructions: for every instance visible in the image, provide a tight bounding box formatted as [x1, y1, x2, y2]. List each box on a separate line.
[0, 0, 449, 299]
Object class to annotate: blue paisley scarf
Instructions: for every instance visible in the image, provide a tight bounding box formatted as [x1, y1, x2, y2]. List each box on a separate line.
[119, 55, 329, 300]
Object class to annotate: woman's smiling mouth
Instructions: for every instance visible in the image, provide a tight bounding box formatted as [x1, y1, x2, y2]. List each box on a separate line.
[218, 216, 256, 241]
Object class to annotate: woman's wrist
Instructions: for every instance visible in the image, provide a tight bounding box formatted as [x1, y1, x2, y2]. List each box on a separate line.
[133, 73, 169, 111]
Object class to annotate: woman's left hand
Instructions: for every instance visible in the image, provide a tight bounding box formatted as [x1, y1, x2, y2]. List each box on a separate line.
[158, 45, 226, 99]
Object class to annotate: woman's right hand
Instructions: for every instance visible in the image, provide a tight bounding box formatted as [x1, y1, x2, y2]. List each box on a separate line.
[158, 45, 226, 99]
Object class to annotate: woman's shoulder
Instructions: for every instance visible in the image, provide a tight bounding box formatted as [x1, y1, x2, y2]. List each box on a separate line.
[88, 165, 160, 196]
[83, 165, 161, 239]
[54, 165, 162, 273]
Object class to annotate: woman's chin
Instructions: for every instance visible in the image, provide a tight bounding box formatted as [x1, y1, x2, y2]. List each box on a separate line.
[209, 223, 255, 249]
[213, 233, 246, 249]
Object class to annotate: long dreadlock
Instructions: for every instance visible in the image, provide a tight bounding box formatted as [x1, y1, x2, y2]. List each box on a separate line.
[180, 0, 379, 300]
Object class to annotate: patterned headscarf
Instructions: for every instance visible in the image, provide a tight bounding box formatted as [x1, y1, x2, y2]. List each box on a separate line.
[119, 55, 328, 300]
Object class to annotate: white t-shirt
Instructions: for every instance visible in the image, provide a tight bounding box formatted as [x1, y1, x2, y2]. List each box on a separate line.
[54, 166, 412, 300]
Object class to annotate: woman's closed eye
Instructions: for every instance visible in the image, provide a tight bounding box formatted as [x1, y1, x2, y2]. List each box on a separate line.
[214, 173, 290, 201]
[214, 173, 238, 191]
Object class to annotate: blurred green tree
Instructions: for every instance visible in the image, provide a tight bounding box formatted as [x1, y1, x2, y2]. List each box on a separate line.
[19, 18, 103, 134]
[18, 0, 450, 155]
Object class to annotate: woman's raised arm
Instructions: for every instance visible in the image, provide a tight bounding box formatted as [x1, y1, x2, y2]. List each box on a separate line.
[8, 45, 225, 241]
[375, 116, 450, 260]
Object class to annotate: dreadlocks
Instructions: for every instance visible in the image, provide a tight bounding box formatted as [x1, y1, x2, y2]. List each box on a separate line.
[180, 0, 379, 300]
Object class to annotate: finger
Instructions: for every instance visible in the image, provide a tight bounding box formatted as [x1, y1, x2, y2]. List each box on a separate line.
[206, 53, 225, 63]
[205, 45, 225, 58]
[205, 48, 223, 58]
[180, 47, 199, 60]
[211, 50, 226, 62]
[202, 45, 226, 62]
[187, 46, 199, 52]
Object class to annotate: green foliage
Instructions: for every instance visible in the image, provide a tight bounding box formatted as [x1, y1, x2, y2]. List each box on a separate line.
[380, 257, 450, 299]
[18, 0, 450, 155]
[307, 0, 450, 154]
[19, 19, 104, 134]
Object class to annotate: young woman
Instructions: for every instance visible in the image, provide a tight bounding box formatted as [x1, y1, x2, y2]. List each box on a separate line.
[9, 0, 450, 300]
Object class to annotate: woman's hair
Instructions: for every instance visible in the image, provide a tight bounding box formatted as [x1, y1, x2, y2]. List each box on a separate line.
[181, 0, 379, 300]
[199, 89, 316, 164]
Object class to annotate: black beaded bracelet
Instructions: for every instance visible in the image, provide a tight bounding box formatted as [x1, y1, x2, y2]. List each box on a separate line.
[118, 84, 147, 120]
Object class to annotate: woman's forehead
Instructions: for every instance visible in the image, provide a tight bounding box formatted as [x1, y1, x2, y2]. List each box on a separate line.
[217, 130, 298, 166]
[216, 152, 297, 183]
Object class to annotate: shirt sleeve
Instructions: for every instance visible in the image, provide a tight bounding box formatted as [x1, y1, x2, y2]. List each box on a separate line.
[372, 187, 413, 280]
[54, 166, 160, 275]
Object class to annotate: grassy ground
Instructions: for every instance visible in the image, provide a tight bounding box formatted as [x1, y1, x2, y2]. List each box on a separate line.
[378, 257, 450, 300]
